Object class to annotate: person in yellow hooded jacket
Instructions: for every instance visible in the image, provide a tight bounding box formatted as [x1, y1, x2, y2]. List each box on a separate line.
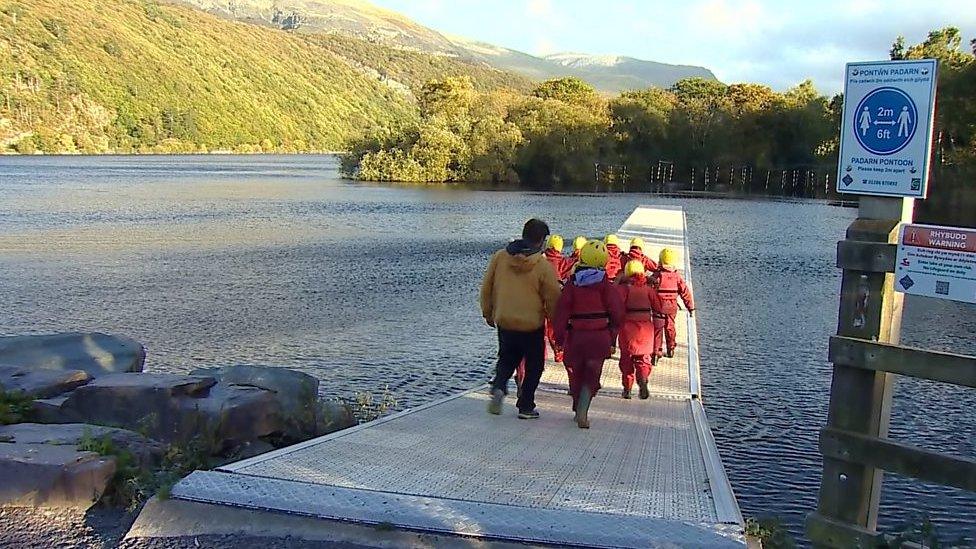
[480, 219, 562, 420]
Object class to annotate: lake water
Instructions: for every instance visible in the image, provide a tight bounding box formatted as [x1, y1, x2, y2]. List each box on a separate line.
[0, 154, 973, 543]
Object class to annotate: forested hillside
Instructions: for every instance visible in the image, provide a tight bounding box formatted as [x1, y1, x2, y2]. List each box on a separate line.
[0, 0, 528, 153]
[345, 27, 976, 223]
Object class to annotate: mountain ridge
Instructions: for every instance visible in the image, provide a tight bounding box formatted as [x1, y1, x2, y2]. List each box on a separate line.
[174, 0, 719, 91]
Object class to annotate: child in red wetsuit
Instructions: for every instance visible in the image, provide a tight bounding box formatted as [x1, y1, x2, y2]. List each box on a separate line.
[603, 234, 623, 280]
[543, 234, 573, 281]
[621, 237, 658, 273]
[652, 247, 695, 359]
[617, 260, 664, 400]
[571, 236, 587, 262]
[543, 234, 572, 363]
[554, 240, 624, 429]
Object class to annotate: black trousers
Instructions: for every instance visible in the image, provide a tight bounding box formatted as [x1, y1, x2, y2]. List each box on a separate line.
[491, 327, 545, 413]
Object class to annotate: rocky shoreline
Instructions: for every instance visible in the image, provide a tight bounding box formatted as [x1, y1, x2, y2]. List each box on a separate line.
[0, 332, 360, 546]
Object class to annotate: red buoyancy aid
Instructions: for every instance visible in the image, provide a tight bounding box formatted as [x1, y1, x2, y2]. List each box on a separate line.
[544, 249, 572, 281]
[555, 272, 626, 347]
[567, 281, 612, 331]
[605, 244, 622, 279]
[625, 249, 659, 272]
[655, 267, 695, 313]
[624, 283, 664, 322]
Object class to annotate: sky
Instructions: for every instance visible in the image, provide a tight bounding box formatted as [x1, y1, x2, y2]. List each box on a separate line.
[369, 0, 976, 93]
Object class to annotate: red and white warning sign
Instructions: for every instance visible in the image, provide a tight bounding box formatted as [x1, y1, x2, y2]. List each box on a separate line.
[895, 223, 976, 304]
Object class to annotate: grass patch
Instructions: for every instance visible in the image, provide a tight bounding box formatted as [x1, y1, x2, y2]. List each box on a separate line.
[0, 389, 34, 425]
[79, 429, 213, 510]
[744, 516, 795, 549]
[347, 387, 398, 423]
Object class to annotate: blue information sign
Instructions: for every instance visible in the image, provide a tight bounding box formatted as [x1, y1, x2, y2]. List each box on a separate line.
[837, 59, 938, 198]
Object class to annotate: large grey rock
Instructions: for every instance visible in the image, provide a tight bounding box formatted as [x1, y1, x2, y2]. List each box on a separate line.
[316, 400, 358, 436]
[176, 384, 281, 450]
[191, 365, 319, 439]
[72, 373, 217, 398]
[31, 395, 80, 424]
[0, 364, 91, 398]
[0, 442, 115, 508]
[60, 373, 218, 443]
[0, 333, 145, 378]
[0, 423, 165, 466]
[58, 373, 280, 452]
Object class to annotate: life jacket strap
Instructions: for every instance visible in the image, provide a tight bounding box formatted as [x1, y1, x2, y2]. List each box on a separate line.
[570, 312, 610, 320]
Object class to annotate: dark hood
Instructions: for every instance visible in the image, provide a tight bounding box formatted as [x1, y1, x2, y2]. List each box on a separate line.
[506, 239, 542, 256]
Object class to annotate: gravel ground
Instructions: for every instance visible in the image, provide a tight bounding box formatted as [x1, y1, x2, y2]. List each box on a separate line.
[0, 506, 362, 549]
[0, 506, 134, 549]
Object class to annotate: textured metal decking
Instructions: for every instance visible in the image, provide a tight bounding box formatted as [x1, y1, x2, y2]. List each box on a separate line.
[171, 206, 743, 547]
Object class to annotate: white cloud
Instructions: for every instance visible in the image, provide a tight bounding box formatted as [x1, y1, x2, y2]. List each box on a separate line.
[525, 0, 554, 18]
[655, 0, 976, 92]
[372, 0, 976, 93]
[534, 36, 557, 55]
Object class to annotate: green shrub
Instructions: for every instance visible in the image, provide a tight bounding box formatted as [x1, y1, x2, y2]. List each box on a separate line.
[79, 428, 214, 510]
[0, 389, 34, 425]
[40, 18, 67, 41]
[744, 516, 795, 549]
[347, 387, 398, 423]
[102, 40, 122, 56]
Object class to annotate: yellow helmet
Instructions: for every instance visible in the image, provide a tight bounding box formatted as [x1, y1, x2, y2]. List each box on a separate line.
[659, 247, 677, 267]
[630, 237, 644, 250]
[604, 234, 620, 247]
[579, 240, 609, 268]
[547, 234, 564, 252]
[624, 259, 645, 278]
[573, 235, 587, 251]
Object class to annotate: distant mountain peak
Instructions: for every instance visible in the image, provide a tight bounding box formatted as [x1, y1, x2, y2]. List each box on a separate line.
[176, 0, 719, 92]
[545, 52, 625, 68]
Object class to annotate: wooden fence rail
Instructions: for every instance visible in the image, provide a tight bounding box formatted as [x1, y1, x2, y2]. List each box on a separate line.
[820, 428, 976, 493]
[829, 336, 976, 389]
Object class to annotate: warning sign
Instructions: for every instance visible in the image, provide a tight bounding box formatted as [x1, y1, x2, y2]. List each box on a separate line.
[895, 224, 976, 304]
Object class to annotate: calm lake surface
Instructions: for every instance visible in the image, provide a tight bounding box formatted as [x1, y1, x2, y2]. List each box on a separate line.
[1, 154, 973, 543]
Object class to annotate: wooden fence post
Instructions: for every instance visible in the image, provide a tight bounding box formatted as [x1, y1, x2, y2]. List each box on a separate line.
[811, 196, 914, 544]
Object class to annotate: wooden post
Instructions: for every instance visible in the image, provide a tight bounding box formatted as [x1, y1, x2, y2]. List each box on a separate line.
[812, 196, 914, 540]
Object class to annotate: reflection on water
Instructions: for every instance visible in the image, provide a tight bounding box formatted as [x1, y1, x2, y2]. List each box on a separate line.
[0, 154, 973, 542]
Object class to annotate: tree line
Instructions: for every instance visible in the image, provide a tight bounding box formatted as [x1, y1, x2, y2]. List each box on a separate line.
[343, 28, 976, 221]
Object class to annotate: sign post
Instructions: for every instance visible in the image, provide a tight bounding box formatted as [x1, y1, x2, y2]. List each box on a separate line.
[837, 59, 938, 198]
[811, 58, 939, 546]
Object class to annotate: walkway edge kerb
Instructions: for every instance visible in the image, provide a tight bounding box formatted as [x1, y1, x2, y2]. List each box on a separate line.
[172, 470, 744, 548]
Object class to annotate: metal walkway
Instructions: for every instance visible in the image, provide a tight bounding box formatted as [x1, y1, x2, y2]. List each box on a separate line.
[170, 206, 743, 547]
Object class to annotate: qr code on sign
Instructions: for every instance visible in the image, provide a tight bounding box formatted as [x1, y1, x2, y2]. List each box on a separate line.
[935, 281, 950, 295]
